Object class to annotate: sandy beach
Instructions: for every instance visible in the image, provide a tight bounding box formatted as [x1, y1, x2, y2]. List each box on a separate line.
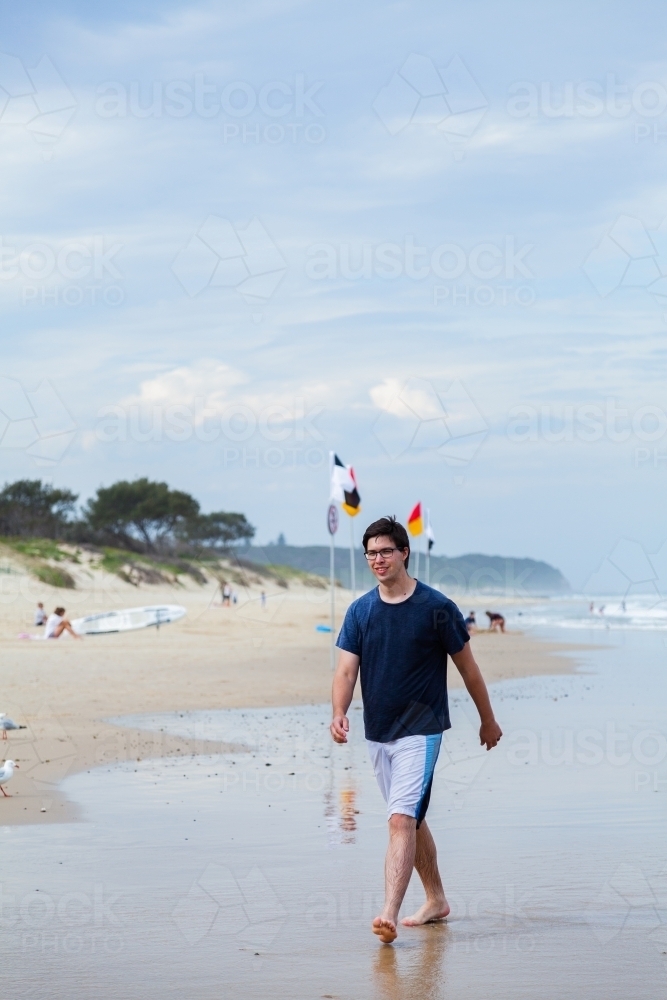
[2, 563, 665, 1000]
[0, 561, 585, 824]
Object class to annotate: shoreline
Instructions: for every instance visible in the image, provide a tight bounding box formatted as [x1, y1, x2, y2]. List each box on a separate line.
[0, 580, 591, 825]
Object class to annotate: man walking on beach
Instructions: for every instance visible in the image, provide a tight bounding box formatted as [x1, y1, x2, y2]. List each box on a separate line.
[330, 516, 502, 943]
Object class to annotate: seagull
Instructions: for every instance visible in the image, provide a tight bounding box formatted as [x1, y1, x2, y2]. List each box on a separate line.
[0, 760, 18, 796]
[0, 715, 26, 740]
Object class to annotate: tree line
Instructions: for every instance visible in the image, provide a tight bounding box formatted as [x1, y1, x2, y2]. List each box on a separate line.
[0, 478, 254, 554]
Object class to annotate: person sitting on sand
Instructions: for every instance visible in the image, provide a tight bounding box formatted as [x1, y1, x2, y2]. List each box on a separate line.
[464, 611, 477, 634]
[485, 611, 505, 633]
[34, 602, 47, 627]
[44, 607, 81, 640]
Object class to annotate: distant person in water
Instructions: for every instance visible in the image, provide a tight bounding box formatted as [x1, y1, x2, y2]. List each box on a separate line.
[34, 602, 47, 627]
[45, 607, 81, 639]
[464, 611, 477, 634]
[485, 611, 505, 633]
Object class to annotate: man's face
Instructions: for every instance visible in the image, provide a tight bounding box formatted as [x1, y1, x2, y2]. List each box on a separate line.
[365, 534, 409, 584]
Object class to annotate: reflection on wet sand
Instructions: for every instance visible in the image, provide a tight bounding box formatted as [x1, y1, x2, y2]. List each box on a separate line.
[324, 784, 358, 845]
[324, 731, 359, 845]
[339, 787, 358, 833]
[374, 924, 450, 1000]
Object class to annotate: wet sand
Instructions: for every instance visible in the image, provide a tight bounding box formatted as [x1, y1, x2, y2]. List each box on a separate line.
[0, 570, 584, 823]
[0, 631, 665, 998]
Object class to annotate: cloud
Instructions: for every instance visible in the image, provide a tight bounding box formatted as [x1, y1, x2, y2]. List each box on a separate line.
[370, 377, 442, 420]
[120, 360, 247, 421]
[115, 361, 342, 435]
[370, 376, 488, 466]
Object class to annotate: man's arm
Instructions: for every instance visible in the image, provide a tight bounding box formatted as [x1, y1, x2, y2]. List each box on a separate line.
[330, 650, 360, 744]
[451, 642, 502, 750]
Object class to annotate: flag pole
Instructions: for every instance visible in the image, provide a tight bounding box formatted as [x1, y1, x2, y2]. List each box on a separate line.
[330, 527, 335, 670]
[349, 516, 356, 599]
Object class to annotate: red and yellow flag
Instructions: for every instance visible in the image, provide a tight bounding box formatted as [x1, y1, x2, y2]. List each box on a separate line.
[407, 502, 423, 536]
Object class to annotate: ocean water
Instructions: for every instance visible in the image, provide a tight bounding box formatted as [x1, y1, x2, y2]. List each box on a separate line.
[502, 594, 667, 632]
[1, 622, 665, 998]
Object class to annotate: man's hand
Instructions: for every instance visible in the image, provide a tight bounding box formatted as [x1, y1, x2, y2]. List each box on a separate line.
[330, 715, 350, 744]
[452, 644, 502, 751]
[331, 650, 360, 745]
[480, 718, 502, 750]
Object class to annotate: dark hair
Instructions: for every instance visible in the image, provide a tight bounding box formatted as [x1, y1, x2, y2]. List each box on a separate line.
[362, 516, 410, 570]
[54, 607, 65, 616]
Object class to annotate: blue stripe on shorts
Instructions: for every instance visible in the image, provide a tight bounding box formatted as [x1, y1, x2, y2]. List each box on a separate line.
[415, 733, 442, 826]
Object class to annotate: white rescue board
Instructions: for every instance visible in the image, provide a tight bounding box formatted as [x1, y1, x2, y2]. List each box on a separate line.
[71, 604, 186, 635]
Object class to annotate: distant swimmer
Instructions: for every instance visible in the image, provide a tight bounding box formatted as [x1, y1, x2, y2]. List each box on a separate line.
[464, 611, 477, 634]
[589, 602, 594, 614]
[330, 516, 502, 944]
[486, 611, 505, 633]
[34, 602, 47, 627]
[44, 607, 82, 640]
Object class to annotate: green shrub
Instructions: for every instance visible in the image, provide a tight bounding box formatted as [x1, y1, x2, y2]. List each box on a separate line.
[2, 537, 68, 561]
[34, 564, 75, 589]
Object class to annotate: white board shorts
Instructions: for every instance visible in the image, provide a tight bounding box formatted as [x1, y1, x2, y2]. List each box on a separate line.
[367, 733, 442, 826]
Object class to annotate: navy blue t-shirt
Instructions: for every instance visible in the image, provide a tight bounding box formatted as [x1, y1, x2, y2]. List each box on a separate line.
[336, 581, 469, 743]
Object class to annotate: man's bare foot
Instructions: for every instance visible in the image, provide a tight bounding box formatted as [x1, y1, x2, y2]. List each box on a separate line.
[372, 916, 398, 943]
[401, 898, 450, 926]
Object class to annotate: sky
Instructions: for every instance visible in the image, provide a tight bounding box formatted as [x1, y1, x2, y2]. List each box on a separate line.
[1, 0, 667, 590]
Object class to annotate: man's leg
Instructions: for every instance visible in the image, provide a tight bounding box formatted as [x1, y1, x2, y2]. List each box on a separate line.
[372, 813, 417, 943]
[401, 819, 450, 925]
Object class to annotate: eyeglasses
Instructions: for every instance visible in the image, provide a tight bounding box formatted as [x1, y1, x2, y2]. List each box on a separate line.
[364, 547, 401, 561]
